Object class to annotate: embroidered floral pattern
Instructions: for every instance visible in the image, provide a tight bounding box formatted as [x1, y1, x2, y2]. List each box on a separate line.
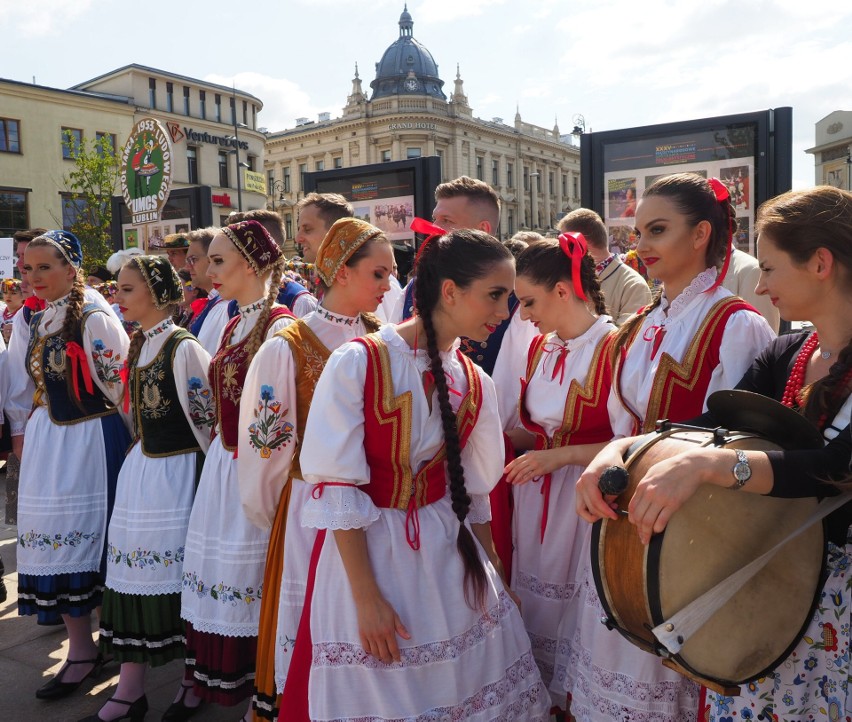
[182, 571, 261, 606]
[187, 377, 215, 429]
[316, 304, 358, 327]
[43, 336, 66, 381]
[239, 300, 264, 315]
[138, 354, 170, 419]
[247, 385, 294, 459]
[221, 361, 242, 403]
[92, 339, 123, 384]
[145, 318, 173, 339]
[108, 544, 184, 568]
[19, 530, 101, 551]
[515, 570, 578, 600]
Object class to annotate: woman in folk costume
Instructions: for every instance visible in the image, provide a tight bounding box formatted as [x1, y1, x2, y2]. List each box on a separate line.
[170, 220, 295, 721]
[238, 218, 391, 720]
[9, 231, 130, 700]
[76, 256, 214, 722]
[581, 186, 852, 722]
[565, 173, 775, 722]
[501, 233, 616, 709]
[283, 228, 549, 721]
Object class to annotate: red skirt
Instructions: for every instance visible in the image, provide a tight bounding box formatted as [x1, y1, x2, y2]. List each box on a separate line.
[183, 622, 257, 706]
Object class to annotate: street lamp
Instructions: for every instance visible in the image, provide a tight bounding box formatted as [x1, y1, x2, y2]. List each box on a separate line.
[571, 114, 586, 135]
[269, 179, 286, 213]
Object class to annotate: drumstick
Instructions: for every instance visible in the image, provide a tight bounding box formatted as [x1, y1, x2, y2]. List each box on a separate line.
[598, 466, 629, 496]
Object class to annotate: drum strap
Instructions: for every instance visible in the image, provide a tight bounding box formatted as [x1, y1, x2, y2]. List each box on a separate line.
[652, 491, 852, 655]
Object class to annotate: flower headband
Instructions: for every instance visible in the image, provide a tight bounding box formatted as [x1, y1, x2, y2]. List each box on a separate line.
[2, 278, 22, 294]
[557, 232, 588, 301]
[130, 255, 184, 309]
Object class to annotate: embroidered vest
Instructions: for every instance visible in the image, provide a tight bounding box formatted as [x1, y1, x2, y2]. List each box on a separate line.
[459, 293, 521, 376]
[26, 303, 117, 425]
[519, 331, 616, 541]
[616, 296, 757, 434]
[210, 306, 294, 451]
[132, 329, 202, 458]
[355, 333, 482, 513]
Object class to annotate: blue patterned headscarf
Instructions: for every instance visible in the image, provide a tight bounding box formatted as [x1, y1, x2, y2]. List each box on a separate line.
[40, 230, 83, 268]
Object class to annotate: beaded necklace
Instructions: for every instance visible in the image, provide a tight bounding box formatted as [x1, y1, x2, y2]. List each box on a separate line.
[780, 333, 818, 410]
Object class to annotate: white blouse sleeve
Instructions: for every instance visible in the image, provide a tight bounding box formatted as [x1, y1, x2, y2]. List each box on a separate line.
[299, 341, 380, 531]
[467, 493, 492, 524]
[173, 337, 214, 453]
[705, 309, 775, 410]
[266, 312, 296, 339]
[458, 368, 506, 496]
[83, 309, 131, 412]
[292, 292, 318, 319]
[238, 336, 300, 529]
[6, 311, 35, 435]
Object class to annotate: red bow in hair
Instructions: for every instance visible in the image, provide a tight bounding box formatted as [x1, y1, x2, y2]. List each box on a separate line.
[557, 232, 589, 301]
[24, 296, 46, 312]
[706, 177, 733, 292]
[65, 341, 94, 401]
[410, 218, 446, 266]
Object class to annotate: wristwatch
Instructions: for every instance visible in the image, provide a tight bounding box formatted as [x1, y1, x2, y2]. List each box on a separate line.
[729, 449, 751, 489]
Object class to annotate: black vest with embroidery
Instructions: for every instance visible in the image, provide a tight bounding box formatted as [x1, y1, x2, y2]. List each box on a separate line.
[26, 303, 117, 425]
[132, 328, 202, 458]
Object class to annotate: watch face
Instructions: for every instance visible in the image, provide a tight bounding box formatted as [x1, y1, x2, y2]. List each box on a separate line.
[733, 462, 751, 482]
[404, 78, 418, 91]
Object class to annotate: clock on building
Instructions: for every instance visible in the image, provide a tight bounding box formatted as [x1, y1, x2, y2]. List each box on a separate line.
[404, 78, 419, 91]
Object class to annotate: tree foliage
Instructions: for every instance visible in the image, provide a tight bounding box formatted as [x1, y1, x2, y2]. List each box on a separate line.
[60, 131, 120, 268]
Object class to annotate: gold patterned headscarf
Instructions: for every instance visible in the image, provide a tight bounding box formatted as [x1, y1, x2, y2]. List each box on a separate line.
[315, 218, 385, 286]
[130, 255, 184, 309]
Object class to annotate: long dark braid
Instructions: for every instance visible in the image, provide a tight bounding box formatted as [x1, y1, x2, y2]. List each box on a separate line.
[413, 229, 513, 610]
[804, 341, 852, 429]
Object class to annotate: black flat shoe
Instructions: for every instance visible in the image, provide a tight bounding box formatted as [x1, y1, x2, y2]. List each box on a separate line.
[78, 694, 148, 722]
[161, 685, 204, 722]
[35, 653, 104, 700]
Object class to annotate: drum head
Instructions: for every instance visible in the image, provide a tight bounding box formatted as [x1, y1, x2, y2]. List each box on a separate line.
[707, 390, 823, 450]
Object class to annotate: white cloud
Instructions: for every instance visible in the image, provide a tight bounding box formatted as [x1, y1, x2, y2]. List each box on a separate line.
[0, 0, 94, 37]
[415, 0, 507, 24]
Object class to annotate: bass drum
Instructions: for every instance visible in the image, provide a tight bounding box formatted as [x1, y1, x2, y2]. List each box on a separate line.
[591, 427, 825, 690]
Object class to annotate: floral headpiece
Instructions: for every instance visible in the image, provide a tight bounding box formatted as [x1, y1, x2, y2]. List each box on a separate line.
[315, 218, 385, 286]
[221, 220, 282, 276]
[130, 255, 184, 309]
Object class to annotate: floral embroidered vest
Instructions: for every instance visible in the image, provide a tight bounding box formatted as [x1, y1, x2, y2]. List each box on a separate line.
[354, 333, 482, 513]
[26, 303, 117, 425]
[132, 329, 203, 458]
[210, 306, 294, 451]
[616, 296, 757, 434]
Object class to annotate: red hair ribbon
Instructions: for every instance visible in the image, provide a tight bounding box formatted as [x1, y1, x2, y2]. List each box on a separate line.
[557, 232, 589, 301]
[410, 217, 446, 267]
[65, 341, 94, 401]
[706, 177, 733, 292]
[119, 361, 130, 413]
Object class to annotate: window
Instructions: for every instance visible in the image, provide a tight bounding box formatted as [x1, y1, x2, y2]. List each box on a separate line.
[475, 156, 483, 180]
[299, 163, 307, 189]
[218, 151, 229, 187]
[95, 132, 116, 158]
[247, 155, 256, 171]
[333, 156, 343, 169]
[573, 176, 578, 199]
[61, 127, 82, 160]
[284, 214, 293, 239]
[407, 147, 421, 159]
[166, 82, 174, 113]
[183, 86, 191, 115]
[523, 166, 529, 191]
[315, 160, 324, 171]
[563, 174, 568, 197]
[549, 172, 554, 195]
[0, 190, 28, 235]
[148, 78, 156, 108]
[381, 150, 391, 163]
[507, 162, 513, 188]
[267, 170, 275, 193]
[243, 100, 248, 126]
[200, 90, 207, 120]
[230, 97, 236, 125]
[60, 192, 87, 231]
[283, 167, 291, 193]
[215, 94, 222, 123]
[492, 159, 499, 186]
[0, 119, 21, 153]
[187, 147, 198, 184]
[536, 173, 542, 192]
[507, 209, 515, 236]
[252, 105, 256, 130]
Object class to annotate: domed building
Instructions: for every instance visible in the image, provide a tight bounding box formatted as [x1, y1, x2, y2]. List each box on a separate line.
[264, 6, 581, 242]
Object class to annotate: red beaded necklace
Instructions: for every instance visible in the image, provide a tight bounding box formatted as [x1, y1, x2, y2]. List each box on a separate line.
[781, 332, 819, 409]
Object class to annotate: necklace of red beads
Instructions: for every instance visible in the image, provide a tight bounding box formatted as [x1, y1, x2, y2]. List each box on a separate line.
[780, 332, 819, 410]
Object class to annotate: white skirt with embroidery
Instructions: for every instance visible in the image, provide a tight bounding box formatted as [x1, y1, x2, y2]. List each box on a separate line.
[105, 442, 199, 595]
[512, 462, 590, 706]
[303, 489, 550, 721]
[181, 435, 270, 636]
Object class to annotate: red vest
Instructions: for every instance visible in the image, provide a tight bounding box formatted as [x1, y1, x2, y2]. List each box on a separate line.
[615, 296, 757, 434]
[210, 306, 294, 451]
[354, 334, 482, 549]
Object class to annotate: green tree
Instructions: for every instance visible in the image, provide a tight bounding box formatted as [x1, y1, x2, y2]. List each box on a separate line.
[59, 130, 120, 268]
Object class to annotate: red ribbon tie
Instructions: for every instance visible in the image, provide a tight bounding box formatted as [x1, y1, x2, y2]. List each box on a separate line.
[557, 232, 588, 301]
[65, 341, 94, 401]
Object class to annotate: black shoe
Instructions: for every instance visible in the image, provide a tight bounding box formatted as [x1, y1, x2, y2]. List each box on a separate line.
[35, 653, 104, 700]
[78, 694, 148, 721]
[161, 685, 204, 721]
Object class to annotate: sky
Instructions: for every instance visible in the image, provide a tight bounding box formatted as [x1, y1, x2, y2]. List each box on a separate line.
[2, 0, 849, 190]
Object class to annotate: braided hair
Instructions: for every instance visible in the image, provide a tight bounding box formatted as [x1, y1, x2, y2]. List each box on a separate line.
[757, 186, 852, 427]
[413, 228, 513, 609]
[243, 258, 285, 365]
[515, 238, 608, 316]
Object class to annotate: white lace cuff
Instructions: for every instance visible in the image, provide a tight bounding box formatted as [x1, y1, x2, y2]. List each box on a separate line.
[467, 493, 492, 524]
[301, 484, 381, 530]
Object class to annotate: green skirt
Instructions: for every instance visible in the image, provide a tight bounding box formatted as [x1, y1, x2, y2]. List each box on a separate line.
[99, 589, 185, 667]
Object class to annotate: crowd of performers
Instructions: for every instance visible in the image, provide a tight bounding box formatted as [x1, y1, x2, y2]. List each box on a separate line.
[2, 173, 851, 722]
